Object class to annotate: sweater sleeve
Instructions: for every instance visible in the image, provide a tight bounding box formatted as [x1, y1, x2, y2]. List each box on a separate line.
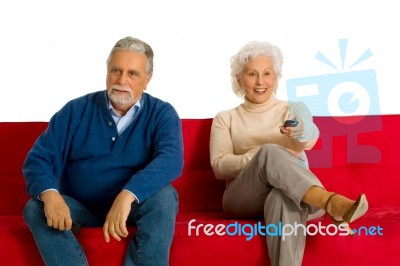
[209, 112, 257, 180]
[123, 103, 184, 202]
[23, 104, 75, 200]
[288, 101, 320, 150]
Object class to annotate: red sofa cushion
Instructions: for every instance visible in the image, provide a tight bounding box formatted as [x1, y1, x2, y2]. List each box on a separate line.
[1, 116, 400, 266]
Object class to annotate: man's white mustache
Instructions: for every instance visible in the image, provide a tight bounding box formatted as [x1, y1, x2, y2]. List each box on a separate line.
[111, 85, 131, 92]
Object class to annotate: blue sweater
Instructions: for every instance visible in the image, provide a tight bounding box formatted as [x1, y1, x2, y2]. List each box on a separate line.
[23, 91, 184, 210]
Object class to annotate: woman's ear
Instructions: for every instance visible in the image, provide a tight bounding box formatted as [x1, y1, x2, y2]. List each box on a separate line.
[236, 75, 242, 87]
[274, 79, 279, 92]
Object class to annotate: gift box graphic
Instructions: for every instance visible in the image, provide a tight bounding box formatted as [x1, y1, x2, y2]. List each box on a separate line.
[286, 39, 381, 167]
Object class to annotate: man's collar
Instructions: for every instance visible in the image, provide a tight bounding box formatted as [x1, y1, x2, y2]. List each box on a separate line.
[107, 95, 142, 117]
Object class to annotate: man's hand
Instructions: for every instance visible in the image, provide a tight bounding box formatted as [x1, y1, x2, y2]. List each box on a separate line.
[103, 190, 136, 242]
[41, 190, 72, 231]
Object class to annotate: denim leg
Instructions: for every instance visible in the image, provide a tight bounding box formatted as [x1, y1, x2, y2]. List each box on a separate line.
[124, 185, 179, 266]
[23, 195, 102, 266]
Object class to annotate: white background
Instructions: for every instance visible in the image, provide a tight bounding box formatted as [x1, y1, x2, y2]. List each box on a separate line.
[0, 0, 399, 121]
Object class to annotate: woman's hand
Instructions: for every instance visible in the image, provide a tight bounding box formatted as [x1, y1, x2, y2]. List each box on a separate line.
[279, 115, 304, 139]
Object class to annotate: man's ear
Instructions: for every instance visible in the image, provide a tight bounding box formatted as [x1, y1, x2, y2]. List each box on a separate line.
[145, 73, 153, 88]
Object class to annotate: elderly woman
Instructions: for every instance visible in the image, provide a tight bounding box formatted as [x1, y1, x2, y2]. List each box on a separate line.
[209, 41, 368, 266]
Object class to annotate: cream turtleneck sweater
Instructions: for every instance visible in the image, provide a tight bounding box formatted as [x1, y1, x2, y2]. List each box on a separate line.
[210, 94, 319, 181]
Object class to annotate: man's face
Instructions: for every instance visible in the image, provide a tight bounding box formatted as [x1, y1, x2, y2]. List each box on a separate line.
[106, 50, 152, 115]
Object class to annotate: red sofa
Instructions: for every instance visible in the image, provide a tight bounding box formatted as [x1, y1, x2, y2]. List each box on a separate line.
[1, 116, 400, 266]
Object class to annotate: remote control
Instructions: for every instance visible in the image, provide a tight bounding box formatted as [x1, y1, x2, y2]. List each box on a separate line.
[72, 222, 81, 234]
[283, 119, 298, 127]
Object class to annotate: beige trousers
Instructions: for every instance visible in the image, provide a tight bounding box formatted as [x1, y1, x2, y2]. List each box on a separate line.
[223, 144, 323, 266]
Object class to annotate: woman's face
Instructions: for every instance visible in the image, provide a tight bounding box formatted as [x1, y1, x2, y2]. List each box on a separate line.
[238, 55, 277, 104]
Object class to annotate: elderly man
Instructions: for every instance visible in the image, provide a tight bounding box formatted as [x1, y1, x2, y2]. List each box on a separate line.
[23, 36, 183, 265]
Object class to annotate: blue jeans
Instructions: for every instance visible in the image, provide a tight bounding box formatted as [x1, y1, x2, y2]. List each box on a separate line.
[23, 185, 178, 266]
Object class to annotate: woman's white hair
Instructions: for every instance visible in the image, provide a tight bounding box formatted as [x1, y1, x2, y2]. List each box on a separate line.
[230, 41, 283, 97]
